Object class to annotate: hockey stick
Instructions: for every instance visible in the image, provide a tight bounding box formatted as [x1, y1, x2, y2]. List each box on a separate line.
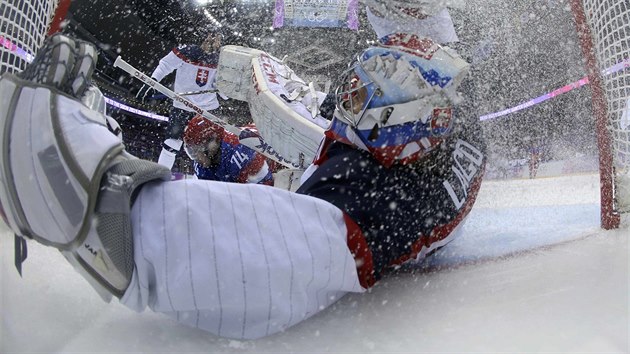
[151, 89, 219, 100]
[179, 89, 218, 96]
[113, 56, 300, 169]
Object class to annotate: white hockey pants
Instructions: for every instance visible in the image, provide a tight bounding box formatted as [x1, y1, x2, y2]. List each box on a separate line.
[121, 179, 364, 339]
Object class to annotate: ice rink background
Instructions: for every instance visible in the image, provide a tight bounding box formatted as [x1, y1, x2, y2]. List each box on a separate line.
[1, 173, 628, 353]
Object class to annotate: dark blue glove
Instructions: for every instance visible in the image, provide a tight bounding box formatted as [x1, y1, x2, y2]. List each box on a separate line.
[136, 82, 156, 102]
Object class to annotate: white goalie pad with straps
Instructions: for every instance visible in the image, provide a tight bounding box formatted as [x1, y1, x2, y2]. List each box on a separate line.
[0, 73, 171, 300]
[0, 34, 172, 301]
[248, 53, 328, 167]
[216, 45, 266, 101]
[0, 75, 124, 248]
[216, 45, 328, 168]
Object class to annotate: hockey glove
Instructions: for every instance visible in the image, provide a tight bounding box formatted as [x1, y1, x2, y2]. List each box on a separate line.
[136, 82, 156, 102]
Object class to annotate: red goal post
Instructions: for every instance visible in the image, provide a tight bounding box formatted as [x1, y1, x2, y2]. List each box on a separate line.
[570, 0, 629, 229]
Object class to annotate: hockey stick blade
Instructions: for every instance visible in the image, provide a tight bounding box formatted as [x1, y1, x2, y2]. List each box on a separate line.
[113, 56, 300, 169]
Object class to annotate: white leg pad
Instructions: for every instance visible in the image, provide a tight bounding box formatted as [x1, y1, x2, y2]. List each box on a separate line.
[0, 75, 123, 247]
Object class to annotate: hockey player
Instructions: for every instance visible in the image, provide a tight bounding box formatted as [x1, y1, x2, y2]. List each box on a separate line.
[137, 31, 224, 170]
[0, 33, 485, 340]
[183, 115, 273, 185]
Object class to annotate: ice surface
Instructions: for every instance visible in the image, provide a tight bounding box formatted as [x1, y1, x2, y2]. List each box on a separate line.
[1, 173, 628, 353]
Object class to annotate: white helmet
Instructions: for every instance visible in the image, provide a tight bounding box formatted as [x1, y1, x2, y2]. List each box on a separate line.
[330, 33, 470, 167]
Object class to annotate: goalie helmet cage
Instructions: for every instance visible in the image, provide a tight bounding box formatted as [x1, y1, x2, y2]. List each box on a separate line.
[1, 0, 628, 229]
[570, 0, 628, 229]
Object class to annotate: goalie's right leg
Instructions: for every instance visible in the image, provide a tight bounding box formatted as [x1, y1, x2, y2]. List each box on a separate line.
[0, 34, 171, 300]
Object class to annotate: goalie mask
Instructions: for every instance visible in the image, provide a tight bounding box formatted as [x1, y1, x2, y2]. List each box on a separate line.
[331, 33, 470, 167]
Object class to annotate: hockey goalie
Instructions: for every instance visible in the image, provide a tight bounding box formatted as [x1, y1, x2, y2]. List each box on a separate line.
[0, 32, 485, 339]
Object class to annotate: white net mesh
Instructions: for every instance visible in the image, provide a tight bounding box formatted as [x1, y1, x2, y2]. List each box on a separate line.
[582, 0, 630, 215]
[0, 0, 59, 74]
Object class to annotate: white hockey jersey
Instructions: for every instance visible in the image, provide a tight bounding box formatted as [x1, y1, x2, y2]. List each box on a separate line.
[151, 45, 220, 111]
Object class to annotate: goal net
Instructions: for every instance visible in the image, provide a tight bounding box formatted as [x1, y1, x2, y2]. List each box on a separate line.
[570, 0, 629, 228]
[0, 0, 59, 74]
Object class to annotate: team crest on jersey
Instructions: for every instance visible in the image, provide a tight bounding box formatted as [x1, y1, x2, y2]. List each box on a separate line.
[196, 68, 209, 86]
[430, 107, 452, 135]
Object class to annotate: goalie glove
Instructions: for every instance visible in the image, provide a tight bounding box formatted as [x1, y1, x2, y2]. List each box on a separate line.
[0, 33, 171, 300]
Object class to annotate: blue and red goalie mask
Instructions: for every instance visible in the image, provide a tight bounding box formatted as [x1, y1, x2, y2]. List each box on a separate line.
[330, 33, 470, 167]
